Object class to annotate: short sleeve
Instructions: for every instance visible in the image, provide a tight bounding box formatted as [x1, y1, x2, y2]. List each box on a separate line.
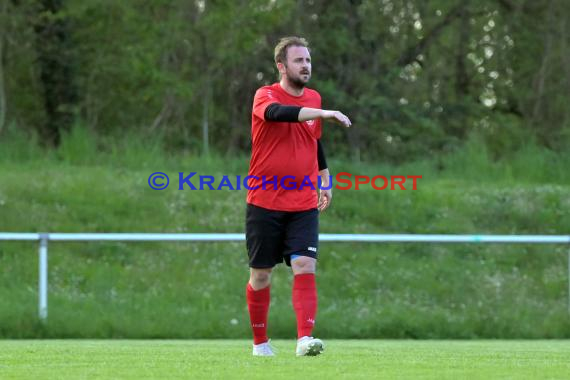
[252, 87, 278, 121]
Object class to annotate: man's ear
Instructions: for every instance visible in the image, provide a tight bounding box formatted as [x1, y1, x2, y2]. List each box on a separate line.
[277, 62, 286, 75]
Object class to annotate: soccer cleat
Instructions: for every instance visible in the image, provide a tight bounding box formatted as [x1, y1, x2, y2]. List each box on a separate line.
[252, 340, 276, 356]
[296, 336, 324, 356]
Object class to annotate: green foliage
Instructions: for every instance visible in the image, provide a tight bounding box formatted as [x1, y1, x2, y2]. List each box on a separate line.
[0, 123, 45, 162]
[1, 0, 570, 339]
[438, 130, 570, 184]
[3, 0, 569, 159]
[57, 123, 98, 165]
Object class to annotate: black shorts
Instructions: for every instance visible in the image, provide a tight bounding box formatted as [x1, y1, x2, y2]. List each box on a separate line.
[246, 203, 319, 268]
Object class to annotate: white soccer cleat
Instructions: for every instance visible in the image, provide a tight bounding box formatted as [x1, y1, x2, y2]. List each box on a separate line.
[296, 336, 324, 356]
[252, 340, 276, 356]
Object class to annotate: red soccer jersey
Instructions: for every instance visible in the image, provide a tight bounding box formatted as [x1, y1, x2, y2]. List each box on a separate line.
[247, 83, 322, 211]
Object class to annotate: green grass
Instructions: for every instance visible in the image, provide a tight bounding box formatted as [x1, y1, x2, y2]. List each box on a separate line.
[1, 340, 570, 379]
[1, 128, 570, 338]
[2, 161, 570, 338]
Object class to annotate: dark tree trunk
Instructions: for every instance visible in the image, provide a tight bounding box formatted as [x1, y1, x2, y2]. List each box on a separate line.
[455, 2, 470, 98]
[33, 0, 77, 146]
[0, 1, 6, 136]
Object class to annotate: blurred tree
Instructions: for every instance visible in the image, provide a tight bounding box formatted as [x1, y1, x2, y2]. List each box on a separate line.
[33, 0, 78, 146]
[2, 0, 568, 160]
[0, 0, 7, 135]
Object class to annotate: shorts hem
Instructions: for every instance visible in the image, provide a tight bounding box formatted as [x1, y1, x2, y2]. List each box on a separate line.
[248, 264, 277, 269]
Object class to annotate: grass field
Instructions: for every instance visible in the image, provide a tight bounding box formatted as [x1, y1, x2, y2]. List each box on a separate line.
[1, 340, 570, 379]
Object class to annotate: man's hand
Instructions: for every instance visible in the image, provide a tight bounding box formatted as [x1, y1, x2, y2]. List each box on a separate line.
[318, 168, 332, 212]
[298, 108, 352, 128]
[321, 110, 352, 128]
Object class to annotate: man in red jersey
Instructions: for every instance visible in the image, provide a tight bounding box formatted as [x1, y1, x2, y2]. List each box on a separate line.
[245, 36, 351, 357]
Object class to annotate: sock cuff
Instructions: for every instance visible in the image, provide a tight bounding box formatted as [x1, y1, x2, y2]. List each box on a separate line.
[246, 283, 271, 297]
[293, 273, 316, 287]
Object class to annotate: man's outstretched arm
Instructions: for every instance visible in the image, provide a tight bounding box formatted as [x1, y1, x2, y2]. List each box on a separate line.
[299, 107, 351, 128]
[264, 103, 352, 128]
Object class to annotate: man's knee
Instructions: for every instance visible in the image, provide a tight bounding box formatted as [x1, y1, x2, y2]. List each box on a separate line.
[291, 256, 316, 274]
[249, 268, 273, 289]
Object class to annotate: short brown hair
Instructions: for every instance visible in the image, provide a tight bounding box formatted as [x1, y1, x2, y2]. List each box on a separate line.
[274, 36, 309, 64]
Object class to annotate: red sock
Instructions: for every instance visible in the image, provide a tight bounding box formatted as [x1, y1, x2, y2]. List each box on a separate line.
[246, 283, 270, 345]
[292, 273, 317, 339]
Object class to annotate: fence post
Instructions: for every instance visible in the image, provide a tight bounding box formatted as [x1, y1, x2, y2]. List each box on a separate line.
[39, 233, 49, 321]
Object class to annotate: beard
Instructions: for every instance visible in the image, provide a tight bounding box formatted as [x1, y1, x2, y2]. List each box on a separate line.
[289, 75, 309, 89]
[285, 66, 310, 90]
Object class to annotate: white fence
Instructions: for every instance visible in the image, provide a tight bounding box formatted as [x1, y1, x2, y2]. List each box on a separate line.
[1, 232, 569, 320]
